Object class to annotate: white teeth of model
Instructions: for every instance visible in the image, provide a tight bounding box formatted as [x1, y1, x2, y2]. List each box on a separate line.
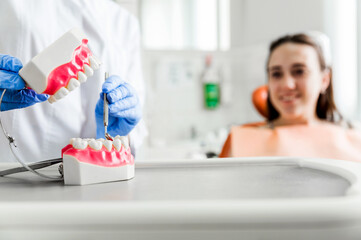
[54, 87, 69, 100]
[89, 139, 103, 150]
[48, 96, 57, 103]
[119, 136, 129, 149]
[113, 138, 122, 151]
[89, 56, 100, 70]
[96, 138, 105, 143]
[67, 78, 80, 91]
[73, 138, 88, 150]
[103, 140, 113, 151]
[78, 71, 87, 83]
[83, 64, 94, 77]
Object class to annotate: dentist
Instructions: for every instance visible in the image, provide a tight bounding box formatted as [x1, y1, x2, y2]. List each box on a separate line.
[0, 0, 147, 162]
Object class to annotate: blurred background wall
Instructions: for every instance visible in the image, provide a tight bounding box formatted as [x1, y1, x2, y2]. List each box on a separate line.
[115, 0, 358, 159]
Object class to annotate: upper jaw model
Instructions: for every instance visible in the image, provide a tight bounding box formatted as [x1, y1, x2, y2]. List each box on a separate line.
[19, 28, 101, 103]
[62, 135, 134, 185]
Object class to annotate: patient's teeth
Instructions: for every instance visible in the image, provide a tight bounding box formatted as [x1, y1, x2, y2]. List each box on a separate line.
[54, 87, 69, 100]
[89, 139, 102, 150]
[78, 71, 87, 83]
[113, 138, 122, 151]
[73, 138, 88, 150]
[67, 78, 80, 91]
[104, 140, 113, 151]
[89, 56, 100, 70]
[83, 64, 94, 77]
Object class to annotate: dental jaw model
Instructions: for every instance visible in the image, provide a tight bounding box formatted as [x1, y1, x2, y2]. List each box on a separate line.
[61, 72, 135, 185]
[62, 136, 134, 185]
[19, 28, 101, 103]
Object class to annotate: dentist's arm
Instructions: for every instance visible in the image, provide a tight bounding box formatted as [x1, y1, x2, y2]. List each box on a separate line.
[0, 54, 48, 111]
[95, 75, 142, 138]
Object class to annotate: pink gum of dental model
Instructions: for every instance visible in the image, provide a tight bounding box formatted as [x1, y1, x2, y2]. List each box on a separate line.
[62, 143, 134, 167]
[44, 39, 92, 95]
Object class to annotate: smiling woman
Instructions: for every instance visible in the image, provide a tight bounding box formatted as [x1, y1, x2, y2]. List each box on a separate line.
[220, 32, 361, 162]
[266, 33, 339, 125]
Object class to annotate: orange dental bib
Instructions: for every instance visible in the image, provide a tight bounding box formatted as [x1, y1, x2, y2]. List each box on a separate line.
[220, 123, 361, 162]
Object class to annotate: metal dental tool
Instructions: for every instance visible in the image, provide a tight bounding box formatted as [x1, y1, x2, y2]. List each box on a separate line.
[0, 158, 63, 177]
[104, 72, 113, 141]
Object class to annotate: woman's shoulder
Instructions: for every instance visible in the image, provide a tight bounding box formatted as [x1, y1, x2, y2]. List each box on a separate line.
[342, 119, 361, 130]
[230, 121, 271, 131]
[239, 121, 268, 128]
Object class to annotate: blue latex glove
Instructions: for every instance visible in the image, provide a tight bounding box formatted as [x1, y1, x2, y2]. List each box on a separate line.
[95, 75, 142, 138]
[0, 54, 48, 111]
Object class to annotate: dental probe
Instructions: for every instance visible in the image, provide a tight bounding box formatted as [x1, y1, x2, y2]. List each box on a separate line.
[104, 72, 113, 141]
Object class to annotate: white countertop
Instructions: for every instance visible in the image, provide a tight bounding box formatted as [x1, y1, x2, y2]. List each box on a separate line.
[1, 157, 361, 240]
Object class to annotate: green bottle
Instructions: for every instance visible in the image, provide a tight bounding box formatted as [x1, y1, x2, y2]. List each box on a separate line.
[201, 55, 220, 109]
[204, 83, 220, 109]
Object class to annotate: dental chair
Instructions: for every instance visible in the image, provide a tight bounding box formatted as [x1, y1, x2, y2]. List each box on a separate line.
[251, 85, 268, 119]
[241, 85, 268, 127]
[219, 85, 268, 157]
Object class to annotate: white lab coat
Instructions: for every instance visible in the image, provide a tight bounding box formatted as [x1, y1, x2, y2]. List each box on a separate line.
[0, 0, 147, 162]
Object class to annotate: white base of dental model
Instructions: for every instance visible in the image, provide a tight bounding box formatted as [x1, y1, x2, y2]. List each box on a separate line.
[19, 28, 101, 103]
[62, 136, 134, 186]
[63, 156, 134, 186]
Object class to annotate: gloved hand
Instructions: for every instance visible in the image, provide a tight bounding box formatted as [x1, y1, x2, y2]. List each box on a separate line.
[0, 54, 48, 111]
[95, 75, 142, 138]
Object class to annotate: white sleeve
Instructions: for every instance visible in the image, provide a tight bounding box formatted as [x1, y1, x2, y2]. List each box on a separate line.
[126, 16, 148, 157]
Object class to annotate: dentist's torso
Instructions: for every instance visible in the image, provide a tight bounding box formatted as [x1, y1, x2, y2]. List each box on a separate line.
[0, 0, 146, 162]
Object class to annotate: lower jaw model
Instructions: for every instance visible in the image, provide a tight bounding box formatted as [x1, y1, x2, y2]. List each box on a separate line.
[62, 136, 134, 185]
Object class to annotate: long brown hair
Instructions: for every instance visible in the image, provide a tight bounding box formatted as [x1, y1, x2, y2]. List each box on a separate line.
[266, 33, 341, 122]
